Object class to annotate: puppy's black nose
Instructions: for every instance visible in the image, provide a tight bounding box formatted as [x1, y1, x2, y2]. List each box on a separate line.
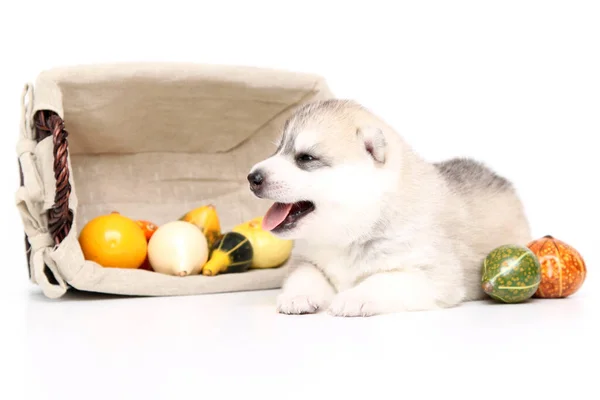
[247, 170, 264, 190]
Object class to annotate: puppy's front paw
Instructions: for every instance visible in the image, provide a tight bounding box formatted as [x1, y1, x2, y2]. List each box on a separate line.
[327, 290, 377, 317]
[277, 294, 328, 315]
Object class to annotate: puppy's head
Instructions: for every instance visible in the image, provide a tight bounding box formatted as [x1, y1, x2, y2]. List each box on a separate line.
[248, 100, 398, 244]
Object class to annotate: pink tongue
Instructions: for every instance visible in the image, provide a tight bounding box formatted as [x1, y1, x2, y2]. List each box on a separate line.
[262, 203, 293, 231]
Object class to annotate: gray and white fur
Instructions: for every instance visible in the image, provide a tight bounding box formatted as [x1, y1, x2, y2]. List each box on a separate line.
[248, 99, 531, 317]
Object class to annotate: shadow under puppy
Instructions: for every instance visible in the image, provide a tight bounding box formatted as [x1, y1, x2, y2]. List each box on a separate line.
[247, 99, 531, 317]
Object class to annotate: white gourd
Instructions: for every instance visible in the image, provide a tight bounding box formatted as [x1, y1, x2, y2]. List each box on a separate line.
[147, 221, 208, 276]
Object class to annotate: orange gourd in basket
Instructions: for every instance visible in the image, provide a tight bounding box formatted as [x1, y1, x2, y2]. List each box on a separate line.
[136, 220, 159, 271]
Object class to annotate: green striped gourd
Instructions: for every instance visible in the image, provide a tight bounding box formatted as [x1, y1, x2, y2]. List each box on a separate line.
[481, 245, 541, 303]
[201, 232, 253, 276]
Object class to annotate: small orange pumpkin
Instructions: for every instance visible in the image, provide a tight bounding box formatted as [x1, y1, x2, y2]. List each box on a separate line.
[136, 220, 159, 271]
[136, 220, 159, 241]
[527, 235, 586, 298]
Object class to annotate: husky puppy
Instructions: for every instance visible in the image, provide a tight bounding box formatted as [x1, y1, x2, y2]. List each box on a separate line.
[247, 100, 531, 317]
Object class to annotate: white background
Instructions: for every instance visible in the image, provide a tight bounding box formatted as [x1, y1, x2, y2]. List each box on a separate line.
[1, 1, 599, 399]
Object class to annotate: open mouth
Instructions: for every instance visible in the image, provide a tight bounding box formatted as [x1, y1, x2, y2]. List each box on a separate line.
[262, 201, 315, 232]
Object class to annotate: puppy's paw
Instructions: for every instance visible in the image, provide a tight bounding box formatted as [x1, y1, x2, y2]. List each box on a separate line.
[327, 290, 378, 317]
[277, 294, 328, 315]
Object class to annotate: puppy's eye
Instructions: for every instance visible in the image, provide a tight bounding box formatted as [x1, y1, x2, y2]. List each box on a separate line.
[296, 153, 316, 163]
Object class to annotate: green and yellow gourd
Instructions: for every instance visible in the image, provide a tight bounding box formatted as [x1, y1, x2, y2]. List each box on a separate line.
[201, 232, 254, 276]
[481, 245, 542, 303]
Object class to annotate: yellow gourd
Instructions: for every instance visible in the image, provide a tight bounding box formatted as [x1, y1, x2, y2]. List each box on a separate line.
[180, 204, 222, 248]
[232, 216, 293, 268]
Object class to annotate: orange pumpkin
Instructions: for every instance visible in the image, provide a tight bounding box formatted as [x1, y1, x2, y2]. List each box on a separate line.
[527, 235, 586, 298]
[139, 259, 153, 271]
[136, 220, 159, 271]
[136, 220, 159, 241]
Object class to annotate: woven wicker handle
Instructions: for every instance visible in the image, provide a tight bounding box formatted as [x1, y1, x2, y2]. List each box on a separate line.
[34, 111, 73, 245]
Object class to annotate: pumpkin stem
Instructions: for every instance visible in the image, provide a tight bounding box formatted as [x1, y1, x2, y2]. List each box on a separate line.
[482, 282, 493, 294]
[543, 235, 554, 239]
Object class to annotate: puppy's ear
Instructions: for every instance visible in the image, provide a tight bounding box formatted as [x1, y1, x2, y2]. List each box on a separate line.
[357, 126, 386, 164]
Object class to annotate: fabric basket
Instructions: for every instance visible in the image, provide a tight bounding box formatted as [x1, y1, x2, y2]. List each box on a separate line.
[15, 63, 333, 299]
